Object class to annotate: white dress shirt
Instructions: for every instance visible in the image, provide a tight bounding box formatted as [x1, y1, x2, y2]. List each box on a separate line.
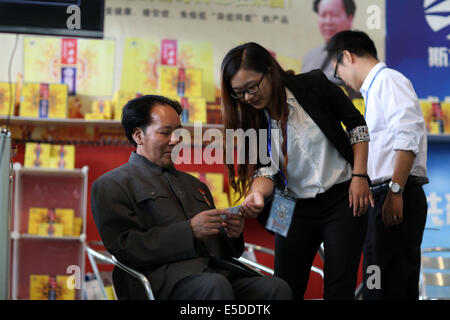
[360, 62, 427, 184]
[264, 89, 353, 199]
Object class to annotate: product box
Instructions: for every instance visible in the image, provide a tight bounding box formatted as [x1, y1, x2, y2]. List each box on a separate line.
[90, 100, 113, 119]
[37, 223, 64, 237]
[113, 91, 140, 120]
[441, 101, 450, 134]
[20, 83, 68, 118]
[24, 142, 51, 168]
[187, 97, 207, 123]
[28, 207, 49, 234]
[28, 207, 76, 237]
[49, 145, 75, 169]
[0, 82, 16, 116]
[419, 100, 433, 132]
[55, 208, 75, 236]
[30, 275, 75, 300]
[158, 66, 203, 98]
[72, 216, 83, 236]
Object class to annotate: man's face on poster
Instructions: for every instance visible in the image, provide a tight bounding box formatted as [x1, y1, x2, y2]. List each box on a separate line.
[317, 0, 354, 43]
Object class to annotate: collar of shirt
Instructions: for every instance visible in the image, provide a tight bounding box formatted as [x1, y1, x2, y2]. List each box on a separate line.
[285, 88, 296, 112]
[129, 151, 176, 176]
[359, 61, 386, 97]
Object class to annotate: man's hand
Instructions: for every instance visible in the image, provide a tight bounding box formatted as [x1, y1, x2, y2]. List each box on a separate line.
[240, 191, 265, 218]
[382, 192, 403, 227]
[349, 177, 374, 216]
[223, 213, 244, 239]
[190, 209, 229, 239]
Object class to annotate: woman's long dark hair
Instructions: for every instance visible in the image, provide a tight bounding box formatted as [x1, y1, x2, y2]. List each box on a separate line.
[221, 42, 293, 199]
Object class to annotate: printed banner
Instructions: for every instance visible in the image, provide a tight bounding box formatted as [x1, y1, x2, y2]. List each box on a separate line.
[24, 37, 115, 96]
[386, 0, 450, 100]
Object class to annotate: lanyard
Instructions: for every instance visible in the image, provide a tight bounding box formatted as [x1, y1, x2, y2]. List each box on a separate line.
[267, 114, 288, 193]
[364, 66, 387, 118]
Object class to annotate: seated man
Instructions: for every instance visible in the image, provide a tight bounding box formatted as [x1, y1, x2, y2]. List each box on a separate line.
[91, 95, 292, 300]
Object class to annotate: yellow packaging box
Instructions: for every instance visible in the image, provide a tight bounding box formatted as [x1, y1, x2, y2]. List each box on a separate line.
[55, 208, 74, 236]
[185, 68, 203, 98]
[49, 83, 68, 118]
[187, 97, 207, 123]
[420, 100, 433, 132]
[91, 100, 113, 119]
[30, 275, 50, 300]
[72, 216, 83, 236]
[38, 223, 64, 237]
[56, 275, 76, 300]
[20, 83, 68, 118]
[28, 208, 49, 235]
[205, 173, 224, 195]
[441, 101, 450, 134]
[0, 82, 16, 116]
[212, 192, 230, 209]
[49, 145, 75, 169]
[158, 66, 203, 98]
[30, 275, 75, 300]
[113, 91, 139, 120]
[24, 142, 51, 168]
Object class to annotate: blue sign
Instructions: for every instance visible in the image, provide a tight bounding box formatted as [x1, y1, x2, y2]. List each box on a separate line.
[386, 0, 450, 100]
[422, 141, 450, 249]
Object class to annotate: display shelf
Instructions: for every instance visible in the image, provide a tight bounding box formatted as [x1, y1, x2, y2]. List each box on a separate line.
[0, 115, 224, 130]
[10, 162, 88, 300]
[11, 233, 86, 242]
[427, 134, 450, 142]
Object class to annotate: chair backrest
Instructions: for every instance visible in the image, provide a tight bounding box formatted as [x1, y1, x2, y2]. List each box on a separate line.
[86, 246, 155, 300]
[420, 247, 450, 300]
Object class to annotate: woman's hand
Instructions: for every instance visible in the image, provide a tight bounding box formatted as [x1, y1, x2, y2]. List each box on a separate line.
[349, 177, 374, 216]
[240, 191, 265, 218]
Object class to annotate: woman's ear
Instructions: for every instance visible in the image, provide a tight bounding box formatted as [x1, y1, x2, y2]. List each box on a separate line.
[132, 127, 144, 146]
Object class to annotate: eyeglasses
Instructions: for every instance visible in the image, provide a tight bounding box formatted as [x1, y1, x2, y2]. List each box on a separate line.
[230, 73, 265, 99]
[333, 53, 343, 81]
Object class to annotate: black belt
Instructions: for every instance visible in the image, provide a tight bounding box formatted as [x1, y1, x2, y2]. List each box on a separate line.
[370, 175, 428, 192]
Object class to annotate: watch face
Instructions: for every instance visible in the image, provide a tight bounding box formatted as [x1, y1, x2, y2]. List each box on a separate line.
[391, 183, 400, 193]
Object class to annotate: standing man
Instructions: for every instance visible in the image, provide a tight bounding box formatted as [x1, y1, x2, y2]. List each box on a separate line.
[91, 95, 292, 300]
[326, 31, 429, 300]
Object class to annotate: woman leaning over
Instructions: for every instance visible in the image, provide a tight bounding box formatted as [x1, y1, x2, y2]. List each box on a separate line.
[220, 42, 374, 300]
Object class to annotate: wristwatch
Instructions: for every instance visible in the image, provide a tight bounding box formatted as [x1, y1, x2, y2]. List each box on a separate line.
[389, 181, 404, 194]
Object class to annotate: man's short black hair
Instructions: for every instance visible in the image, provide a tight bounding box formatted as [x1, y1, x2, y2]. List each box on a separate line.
[121, 95, 182, 147]
[326, 30, 378, 61]
[313, 0, 356, 17]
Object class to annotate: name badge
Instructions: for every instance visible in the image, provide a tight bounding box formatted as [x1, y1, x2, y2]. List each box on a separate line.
[265, 191, 296, 237]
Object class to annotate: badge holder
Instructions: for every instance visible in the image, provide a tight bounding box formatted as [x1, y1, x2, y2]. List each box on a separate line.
[265, 188, 296, 237]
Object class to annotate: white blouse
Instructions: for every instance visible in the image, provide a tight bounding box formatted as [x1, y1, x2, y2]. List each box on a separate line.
[256, 88, 367, 199]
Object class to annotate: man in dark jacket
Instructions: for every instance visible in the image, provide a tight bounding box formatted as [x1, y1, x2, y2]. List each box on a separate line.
[91, 95, 292, 300]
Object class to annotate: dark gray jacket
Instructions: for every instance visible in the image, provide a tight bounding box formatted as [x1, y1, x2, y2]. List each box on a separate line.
[91, 152, 244, 299]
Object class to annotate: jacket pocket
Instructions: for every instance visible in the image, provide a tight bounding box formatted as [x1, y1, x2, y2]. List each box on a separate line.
[135, 190, 176, 226]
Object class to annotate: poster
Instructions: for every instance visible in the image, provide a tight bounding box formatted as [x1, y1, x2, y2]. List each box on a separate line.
[24, 37, 115, 96]
[121, 38, 215, 102]
[386, 0, 450, 101]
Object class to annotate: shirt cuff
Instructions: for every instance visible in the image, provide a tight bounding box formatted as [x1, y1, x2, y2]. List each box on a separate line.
[254, 166, 276, 182]
[348, 125, 370, 145]
[393, 135, 420, 155]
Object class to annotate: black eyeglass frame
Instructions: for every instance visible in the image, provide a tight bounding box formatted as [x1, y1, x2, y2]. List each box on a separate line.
[230, 73, 266, 99]
[333, 52, 344, 81]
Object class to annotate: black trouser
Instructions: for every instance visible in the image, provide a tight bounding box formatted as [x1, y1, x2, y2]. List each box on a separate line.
[168, 272, 293, 300]
[362, 178, 428, 300]
[274, 180, 368, 300]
